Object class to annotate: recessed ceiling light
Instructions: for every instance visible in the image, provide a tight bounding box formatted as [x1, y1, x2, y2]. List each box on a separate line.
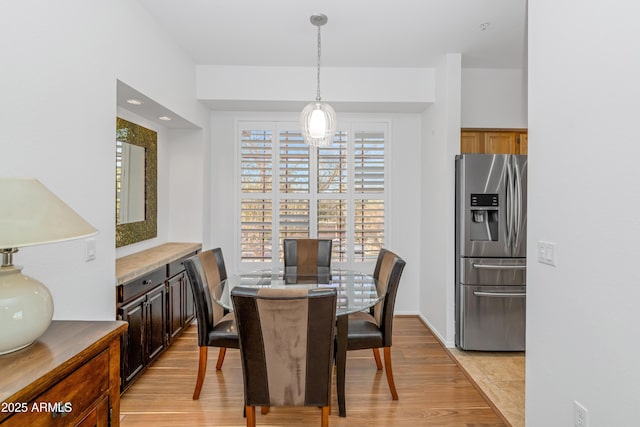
[158, 116, 172, 121]
[126, 98, 143, 105]
[480, 22, 491, 31]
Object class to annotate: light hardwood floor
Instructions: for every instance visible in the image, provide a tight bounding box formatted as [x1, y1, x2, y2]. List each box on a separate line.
[120, 317, 509, 426]
[447, 348, 525, 427]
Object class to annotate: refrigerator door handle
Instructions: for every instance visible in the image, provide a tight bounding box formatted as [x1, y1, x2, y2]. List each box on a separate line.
[506, 159, 514, 251]
[473, 291, 527, 298]
[514, 157, 523, 250]
[472, 263, 526, 270]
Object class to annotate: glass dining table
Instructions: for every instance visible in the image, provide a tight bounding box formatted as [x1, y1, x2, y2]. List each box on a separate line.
[212, 268, 382, 417]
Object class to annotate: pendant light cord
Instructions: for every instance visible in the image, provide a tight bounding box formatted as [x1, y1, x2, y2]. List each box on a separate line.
[316, 24, 322, 102]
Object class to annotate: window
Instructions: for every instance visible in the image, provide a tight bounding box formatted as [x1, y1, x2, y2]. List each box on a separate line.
[239, 121, 387, 267]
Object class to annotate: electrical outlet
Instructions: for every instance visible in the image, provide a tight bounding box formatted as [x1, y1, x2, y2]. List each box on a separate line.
[574, 401, 588, 427]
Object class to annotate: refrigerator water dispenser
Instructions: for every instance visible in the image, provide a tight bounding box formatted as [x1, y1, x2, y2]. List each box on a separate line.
[470, 194, 499, 241]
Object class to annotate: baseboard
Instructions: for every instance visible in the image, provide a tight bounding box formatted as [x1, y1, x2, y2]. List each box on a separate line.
[413, 314, 455, 348]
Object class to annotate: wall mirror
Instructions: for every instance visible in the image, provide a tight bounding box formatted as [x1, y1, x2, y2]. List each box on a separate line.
[116, 117, 157, 247]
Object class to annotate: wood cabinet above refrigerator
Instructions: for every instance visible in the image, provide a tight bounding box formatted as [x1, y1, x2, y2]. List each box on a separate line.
[461, 129, 528, 155]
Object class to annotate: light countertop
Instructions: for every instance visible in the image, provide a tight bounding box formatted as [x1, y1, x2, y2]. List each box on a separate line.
[116, 242, 202, 285]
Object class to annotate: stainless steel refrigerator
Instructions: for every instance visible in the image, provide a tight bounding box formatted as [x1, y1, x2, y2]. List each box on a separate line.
[455, 154, 527, 351]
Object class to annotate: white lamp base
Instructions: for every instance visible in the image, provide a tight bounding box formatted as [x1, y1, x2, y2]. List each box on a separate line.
[0, 265, 54, 355]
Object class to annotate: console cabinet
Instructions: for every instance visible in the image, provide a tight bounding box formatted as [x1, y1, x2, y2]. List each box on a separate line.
[116, 242, 201, 393]
[0, 321, 127, 427]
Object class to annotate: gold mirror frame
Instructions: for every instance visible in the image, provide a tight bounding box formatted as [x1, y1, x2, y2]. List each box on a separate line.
[116, 117, 157, 247]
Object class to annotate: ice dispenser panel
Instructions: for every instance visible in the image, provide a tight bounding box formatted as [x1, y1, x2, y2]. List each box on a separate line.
[470, 194, 499, 241]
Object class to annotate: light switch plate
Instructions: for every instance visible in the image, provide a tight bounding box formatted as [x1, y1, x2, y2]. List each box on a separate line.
[85, 238, 96, 261]
[537, 241, 556, 266]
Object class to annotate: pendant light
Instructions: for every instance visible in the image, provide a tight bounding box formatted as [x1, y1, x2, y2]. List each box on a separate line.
[300, 14, 336, 147]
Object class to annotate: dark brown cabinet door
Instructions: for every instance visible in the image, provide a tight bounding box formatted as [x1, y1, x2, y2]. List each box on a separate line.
[119, 294, 146, 389]
[184, 273, 195, 324]
[167, 273, 184, 341]
[168, 270, 196, 343]
[146, 285, 166, 362]
[119, 283, 166, 392]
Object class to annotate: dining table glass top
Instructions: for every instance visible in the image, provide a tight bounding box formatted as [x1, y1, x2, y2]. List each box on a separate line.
[213, 268, 382, 316]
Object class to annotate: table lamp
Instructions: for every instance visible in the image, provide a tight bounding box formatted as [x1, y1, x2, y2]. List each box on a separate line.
[0, 178, 97, 355]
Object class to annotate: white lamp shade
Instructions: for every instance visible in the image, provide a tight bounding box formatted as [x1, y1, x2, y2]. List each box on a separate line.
[0, 177, 97, 354]
[300, 101, 337, 147]
[0, 178, 97, 248]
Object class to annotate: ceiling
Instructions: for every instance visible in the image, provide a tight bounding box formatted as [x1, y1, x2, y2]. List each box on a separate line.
[138, 0, 527, 69]
[121, 0, 527, 127]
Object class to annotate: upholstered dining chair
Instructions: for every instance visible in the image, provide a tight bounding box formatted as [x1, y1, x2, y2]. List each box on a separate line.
[183, 248, 239, 400]
[283, 238, 332, 276]
[346, 248, 406, 400]
[231, 286, 337, 427]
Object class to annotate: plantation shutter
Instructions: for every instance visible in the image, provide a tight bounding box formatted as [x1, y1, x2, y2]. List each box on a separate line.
[317, 131, 348, 261]
[240, 129, 273, 262]
[353, 131, 385, 261]
[278, 131, 311, 257]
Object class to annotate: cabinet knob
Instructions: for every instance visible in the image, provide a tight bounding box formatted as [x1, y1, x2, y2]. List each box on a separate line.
[143, 279, 152, 285]
[51, 402, 71, 418]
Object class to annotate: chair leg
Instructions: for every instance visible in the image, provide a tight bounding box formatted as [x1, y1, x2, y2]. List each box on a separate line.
[246, 406, 256, 427]
[261, 406, 270, 415]
[193, 346, 208, 400]
[373, 347, 383, 370]
[321, 406, 330, 427]
[383, 346, 398, 400]
[216, 347, 227, 370]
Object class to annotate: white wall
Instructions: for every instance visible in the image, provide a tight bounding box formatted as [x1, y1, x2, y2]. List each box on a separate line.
[385, 114, 423, 314]
[167, 128, 206, 243]
[461, 68, 527, 128]
[197, 65, 434, 112]
[527, 1, 640, 425]
[207, 111, 423, 315]
[0, 1, 207, 320]
[419, 54, 461, 346]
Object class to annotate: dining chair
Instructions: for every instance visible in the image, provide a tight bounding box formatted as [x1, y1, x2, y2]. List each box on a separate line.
[231, 286, 337, 427]
[183, 248, 239, 400]
[346, 248, 406, 400]
[283, 238, 332, 276]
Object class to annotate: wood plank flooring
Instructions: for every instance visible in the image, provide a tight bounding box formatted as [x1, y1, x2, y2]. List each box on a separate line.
[120, 317, 508, 426]
[447, 348, 525, 427]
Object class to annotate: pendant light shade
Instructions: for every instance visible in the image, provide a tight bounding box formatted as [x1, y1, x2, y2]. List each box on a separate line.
[300, 101, 336, 147]
[300, 14, 336, 147]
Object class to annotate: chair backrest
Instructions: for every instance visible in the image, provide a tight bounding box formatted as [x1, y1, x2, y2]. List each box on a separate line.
[183, 248, 228, 347]
[231, 287, 337, 408]
[372, 248, 406, 347]
[283, 238, 332, 276]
